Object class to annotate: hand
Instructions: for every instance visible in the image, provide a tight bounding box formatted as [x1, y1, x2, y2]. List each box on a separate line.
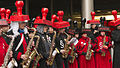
[31, 41, 35, 46]
[94, 30, 98, 34]
[9, 51, 13, 57]
[69, 47, 72, 50]
[67, 41, 70, 45]
[60, 49, 66, 54]
[103, 45, 108, 49]
[21, 54, 28, 60]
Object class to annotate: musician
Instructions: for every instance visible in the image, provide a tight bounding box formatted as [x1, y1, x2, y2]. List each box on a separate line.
[47, 26, 58, 68]
[86, 12, 100, 42]
[67, 29, 79, 68]
[94, 28, 112, 68]
[75, 29, 95, 68]
[9, 1, 30, 68]
[52, 11, 70, 68]
[0, 20, 13, 67]
[32, 8, 56, 68]
[112, 24, 120, 68]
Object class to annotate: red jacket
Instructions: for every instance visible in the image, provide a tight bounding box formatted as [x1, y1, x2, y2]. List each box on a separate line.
[0, 36, 9, 66]
[94, 35, 112, 52]
[75, 36, 94, 55]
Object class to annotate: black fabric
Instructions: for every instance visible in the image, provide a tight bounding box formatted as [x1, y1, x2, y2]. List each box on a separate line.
[111, 29, 120, 68]
[55, 33, 69, 68]
[35, 32, 50, 68]
[12, 33, 29, 68]
[88, 28, 99, 43]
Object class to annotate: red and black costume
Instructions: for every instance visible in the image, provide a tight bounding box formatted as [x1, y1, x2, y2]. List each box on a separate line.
[9, 1, 30, 68]
[0, 8, 10, 67]
[110, 10, 120, 68]
[53, 11, 70, 68]
[75, 29, 95, 68]
[94, 17, 112, 68]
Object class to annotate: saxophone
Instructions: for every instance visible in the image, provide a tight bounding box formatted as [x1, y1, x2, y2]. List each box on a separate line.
[46, 31, 56, 66]
[101, 35, 106, 56]
[69, 44, 76, 63]
[2, 33, 16, 68]
[62, 32, 71, 58]
[86, 37, 92, 60]
[33, 53, 43, 68]
[21, 28, 37, 68]
[22, 35, 40, 68]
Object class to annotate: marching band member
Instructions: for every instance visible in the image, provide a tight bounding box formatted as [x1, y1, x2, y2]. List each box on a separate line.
[33, 8, 56, 68]
[9, 1, 30, 68]
[110, 10, 120, 68]
[67, 29, 79, 68]
[75, 28, 95, 68]
[53, 11, 70, 68]
[87, 12, 100, 41]
[94, 17, 112, 68]
[0, 15, 12, 67]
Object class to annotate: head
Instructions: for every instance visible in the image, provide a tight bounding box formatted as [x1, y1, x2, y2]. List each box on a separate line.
[43, 25, 48, 33]
[75, 33, 79, 38]
[2, 26, 9, 33]
[19, 22, 26, 29]
[48, 27, 54, 33]
[117, 25, 120, 30]
[91, 24, 97, 29]
[59, 28, 65, 33]
[82, 33, 87, 37]
[100, 31, 105, 36]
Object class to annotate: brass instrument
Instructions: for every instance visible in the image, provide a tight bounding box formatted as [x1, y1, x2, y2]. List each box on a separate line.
[46, 31, 56, 66]
[2, 33, 16, 68]
[86, 37, 92, 60]
[21, 28, 36, 68]
[62, 32, 71, 58]
[101, 35, 106, 56]
[69, 44, 76, 63]
[23, 35, 40, 68]
[33, 53, 43, 68]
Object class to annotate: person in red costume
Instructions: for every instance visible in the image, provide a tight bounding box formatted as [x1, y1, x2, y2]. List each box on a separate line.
[75, 28, 95, 68]
[68, 30, 79, 68]
[0, 27, 9, 67]
[0, 22, 13, 68]
[94, 17, 112, 68]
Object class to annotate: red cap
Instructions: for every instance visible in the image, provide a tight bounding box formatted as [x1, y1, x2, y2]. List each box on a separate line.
[0, 8, 8, 26]
[34, 8, 52, 26]
[51, 14, 57, 27]
[53, 11, 70, 29]
[5, 9, 11, 24]
[0, 8, 6, 19]
[109, 10, 120, 26]
[87, 12, 100, 24]
[10, 1, 30, 22]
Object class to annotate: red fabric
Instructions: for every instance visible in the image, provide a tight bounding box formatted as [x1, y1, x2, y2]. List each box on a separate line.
[95, 36, 112, 68]
[63, 62, 65, 68]
[17, 52, 22, 61]
[68, 58, 78, 68]
[75, 36, 95, 68]
[20, 33, 27, 54]
[0, 36, 9, 66]
[68, 44, 78, 68]
[34, 25, 38, 28]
